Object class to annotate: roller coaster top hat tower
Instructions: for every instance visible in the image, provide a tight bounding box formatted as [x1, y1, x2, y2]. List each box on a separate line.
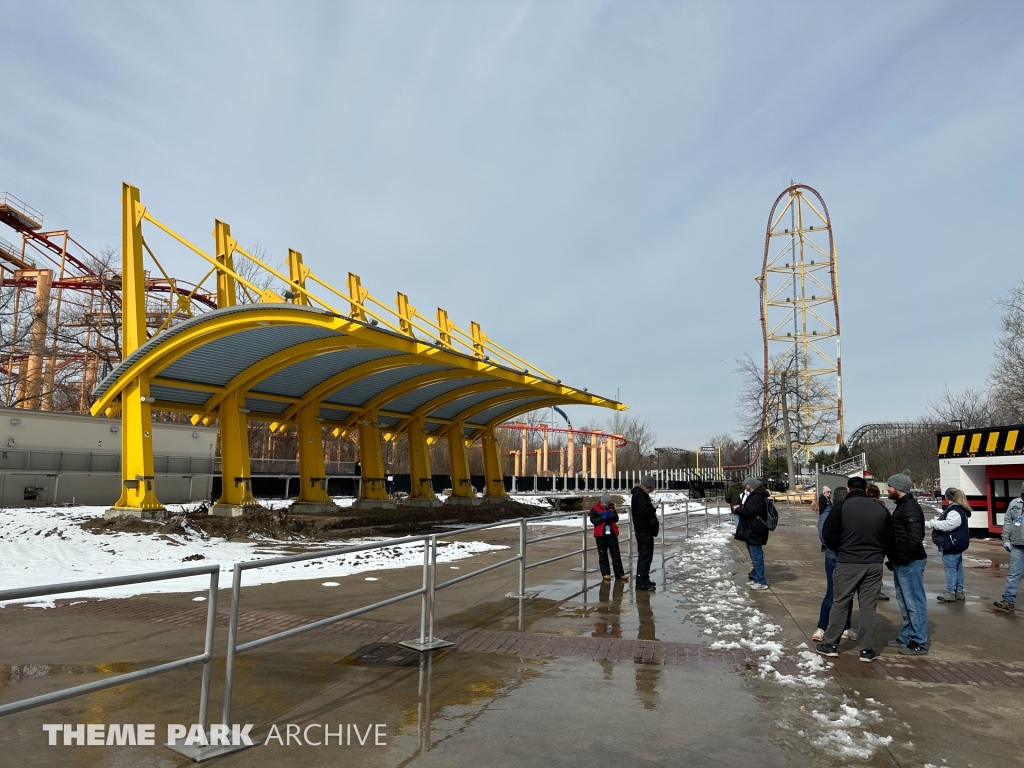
[757, 184, 844, 466]
[95, 183, 624, 517]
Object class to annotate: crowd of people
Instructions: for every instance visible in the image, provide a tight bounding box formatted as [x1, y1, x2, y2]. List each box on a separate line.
[725, 473, 1024, 662]
[591, 473, 1024, 660]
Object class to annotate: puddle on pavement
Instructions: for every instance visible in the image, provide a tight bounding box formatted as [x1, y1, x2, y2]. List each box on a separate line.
[0, 661, 135, 682]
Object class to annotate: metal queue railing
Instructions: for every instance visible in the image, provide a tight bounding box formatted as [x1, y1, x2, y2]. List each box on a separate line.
[0, 565, 221, 727]
[0, 495, 730, 757]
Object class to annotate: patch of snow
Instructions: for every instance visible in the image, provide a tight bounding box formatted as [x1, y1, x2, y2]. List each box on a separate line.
[321, 582, 339, 587]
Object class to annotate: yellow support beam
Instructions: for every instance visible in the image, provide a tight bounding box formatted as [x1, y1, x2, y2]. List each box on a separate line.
[287, 249, 310, 306]
[356, 412, 391, 505]
[214, 220, 238, 309]
[447, 424, 474, 499]
[406, 415, 439, 506]
[293, 402, 335, 511]
[212, 390, 258, 516]
[480, 428, 507, 499]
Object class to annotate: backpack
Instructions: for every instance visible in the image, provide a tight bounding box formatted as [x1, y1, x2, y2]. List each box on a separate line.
[762, 498, 780, 531]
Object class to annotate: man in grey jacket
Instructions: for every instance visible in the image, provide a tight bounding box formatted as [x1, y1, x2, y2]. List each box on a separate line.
[816, 476, 894, 662]
[994, 489, 1024, 612]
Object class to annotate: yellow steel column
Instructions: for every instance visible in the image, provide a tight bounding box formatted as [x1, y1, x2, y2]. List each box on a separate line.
[445, 424, 476, 503]
[211, 389, 258, 516]
[106, 183, 164, 519]
[214, 220, 237, 308]
[291, 402, 337, 514]
[287, 249, 310, 306]
[406, 415, 440, 507]
[355, 412, 393, 507]
[481, 428, 508, 499]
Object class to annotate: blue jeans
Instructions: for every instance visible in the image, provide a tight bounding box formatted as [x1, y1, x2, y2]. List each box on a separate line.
[747, 543, 766, 585]
[894, 558, 929, 647]
[941, 552, 964, 593]
[1003, 545, 1024, 605]
[817, 551, 852, 631]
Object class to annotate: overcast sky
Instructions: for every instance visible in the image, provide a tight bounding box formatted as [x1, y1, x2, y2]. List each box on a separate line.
[2, 2, 1022, 447]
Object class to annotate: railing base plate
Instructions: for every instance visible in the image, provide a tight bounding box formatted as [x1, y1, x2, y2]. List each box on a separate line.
[569, 567, 598, 573]
[399, 638, 454, 652]
[505, 591, 539, 599]
[166, 738, 259, 762]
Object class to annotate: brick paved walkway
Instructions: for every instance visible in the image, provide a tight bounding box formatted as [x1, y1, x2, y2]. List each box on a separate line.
[57, 598, 1024, 689]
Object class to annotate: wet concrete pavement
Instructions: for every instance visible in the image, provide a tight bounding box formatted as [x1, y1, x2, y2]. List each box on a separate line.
[0, 504, 1021, 767]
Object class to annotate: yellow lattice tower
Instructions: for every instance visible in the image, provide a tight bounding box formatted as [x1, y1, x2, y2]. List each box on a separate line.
[756, 184, 844, 466]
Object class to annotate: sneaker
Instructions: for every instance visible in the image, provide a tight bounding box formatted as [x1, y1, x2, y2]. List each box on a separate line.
[603, 575, 612, 581]
[859, 649, 877, 663]
[748, 583, 769, 591]
[811, 628, 825, 642]
[936, 592, 957, 602]
[886, 639, 906, 648]
[993, 599, 1015, 612]
[816, 643, 839, 657]
[635, 583, 656, 592]
[842, 629, 857, 641]
[899, 642, 928, 656]
[616, 575, 630, 582]
[877, 592, 890, 601]
[955, 591, 965, 601]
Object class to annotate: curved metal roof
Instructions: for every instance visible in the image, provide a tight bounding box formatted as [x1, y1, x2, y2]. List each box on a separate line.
[92, 304, 623, 437]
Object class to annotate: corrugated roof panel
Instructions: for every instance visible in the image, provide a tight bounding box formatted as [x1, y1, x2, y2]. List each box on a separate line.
[430, 387, 527, 421]
[150, 384, 212, 406]
[254, 348, 409, 398]
[161, 326, 338, 386]
[384, 377, 479, 413]
[245, 397, 289, 415]
[323, 365, 455, 408]
[318, 406, 353, 422]
[378, 415, 401, 427]
[472, 396, 550, 426]
[93, 304, 334, 398]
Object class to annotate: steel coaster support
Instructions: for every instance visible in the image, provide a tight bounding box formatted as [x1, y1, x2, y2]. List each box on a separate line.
[401, 536, 453, 651]
[286, 249, 310, 306]
[106, 184, 163, 518]
[480, 428, 507, 499]
[406, 415, 440, 506]
[211, 390, 258, 516]
[213, 220, 238, 308]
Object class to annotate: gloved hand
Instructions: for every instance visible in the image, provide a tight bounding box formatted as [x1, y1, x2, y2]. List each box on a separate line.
[603, 511, 614, 521]
[1006, 543, 1013, 553]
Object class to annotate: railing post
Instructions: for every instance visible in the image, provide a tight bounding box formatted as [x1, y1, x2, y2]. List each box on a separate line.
[660, 501, 665, 545]
[417, 540, 430, 645]
[626, 505, 633, 560]
[198, 568, 219, 732]
[581, 512, 588, 572]
[705, 500, 709, 528]
[518, 517, 527, 597]
[221, 564, 243, 728]
[427, 535, 438, 643]
[685, 502, 689, 538]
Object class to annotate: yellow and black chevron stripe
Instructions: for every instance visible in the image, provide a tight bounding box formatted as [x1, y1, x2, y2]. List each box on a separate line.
[937, 425, 1023, 458]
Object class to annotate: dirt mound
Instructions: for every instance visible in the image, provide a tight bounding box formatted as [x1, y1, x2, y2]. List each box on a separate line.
[78, 499, 562, 542]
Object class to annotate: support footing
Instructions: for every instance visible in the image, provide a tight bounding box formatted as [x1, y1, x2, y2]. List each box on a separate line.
[400, 497, 443, 508]
[209, 503, 261, 518]
[351, 499, 396, 510]
[482, 495, 508, 503]
[104, 506, 165, 520]
[287, 501, 342, 516]
[166, 738, 259, 762]
[443, 496, 481, 506]
[399, 638, 454, 652]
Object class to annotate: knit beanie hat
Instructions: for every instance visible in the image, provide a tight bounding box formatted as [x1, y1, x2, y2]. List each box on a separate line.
[886, 474, 912, 493]
[744, 477, 763, 489]
[601, 492, 611, 506]
[641, 475, 655, 489]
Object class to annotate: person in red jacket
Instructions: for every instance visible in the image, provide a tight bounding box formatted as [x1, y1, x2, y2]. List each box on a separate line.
[590, 492, 627, 581]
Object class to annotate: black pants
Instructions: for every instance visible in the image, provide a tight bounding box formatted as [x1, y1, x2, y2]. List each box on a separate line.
[635, 530, 655, 585]
[596, 534, 624, 578]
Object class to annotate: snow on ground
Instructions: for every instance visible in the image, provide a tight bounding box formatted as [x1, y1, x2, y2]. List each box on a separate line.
[0, 505, 506, 608]
[667, 523, 898, 763]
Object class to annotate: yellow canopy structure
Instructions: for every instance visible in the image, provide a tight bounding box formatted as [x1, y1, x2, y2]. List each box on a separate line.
[94, 184, 625, 516]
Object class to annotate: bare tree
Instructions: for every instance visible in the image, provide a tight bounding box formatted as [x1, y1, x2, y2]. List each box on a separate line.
[990, 279, 1024, 423]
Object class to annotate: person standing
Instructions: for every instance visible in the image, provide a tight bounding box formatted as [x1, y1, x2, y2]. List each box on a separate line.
[815, 476, 893, 662]
[926, 488, 972, 602]
[726, 479, 744, 525]
[994, 488, 1024, 612]
[590, 492, 627, 582]
[812, 486, 853, 642]
[734, 477, 771, 590]
[865, 484, 891, 600]
[886, 474, 929, 655]
[631, 477, 659, 591]
[818, 486, 832, 514]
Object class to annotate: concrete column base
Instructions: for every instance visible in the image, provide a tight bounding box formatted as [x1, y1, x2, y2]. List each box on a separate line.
[401, 497, 443, 508]
[482, 495, 509, 504]
[104, 506, 165, 520]
[209, 503, 261, 518]
[352, 498, 396, 510]
[443, 496, 481, 506]
[287, 501, 343, 516]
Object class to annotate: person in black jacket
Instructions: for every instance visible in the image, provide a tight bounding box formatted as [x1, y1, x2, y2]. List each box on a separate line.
[590, 492, 627, 581]
[886, 474, 929, 655]
[815, 477, 893, 662]
[631, 477, 659, 591]
[734, 478, 771, 590]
